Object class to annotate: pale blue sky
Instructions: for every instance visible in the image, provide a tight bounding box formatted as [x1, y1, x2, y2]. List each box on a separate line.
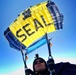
[0, 0, 76, 74]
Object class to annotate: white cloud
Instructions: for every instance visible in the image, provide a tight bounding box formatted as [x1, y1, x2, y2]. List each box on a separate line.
[8, 68, 25, 75]
[0, 68, 25, 75]
[0, 58, 76, 75]
[0, 64, 32, 75]
[0, 74, 7, 75]
[55, 57, 76, 64]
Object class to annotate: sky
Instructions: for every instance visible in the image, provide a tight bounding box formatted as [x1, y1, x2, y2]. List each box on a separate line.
[0, 0, 76, 75]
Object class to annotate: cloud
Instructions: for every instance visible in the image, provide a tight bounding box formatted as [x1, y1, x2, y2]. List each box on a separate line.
[0, 64, 32, 75]
[8, 68, 25, 75]
[0, 68, 25, 75]
[0, 58, 76, 75]
[55, 57, 76, 64]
